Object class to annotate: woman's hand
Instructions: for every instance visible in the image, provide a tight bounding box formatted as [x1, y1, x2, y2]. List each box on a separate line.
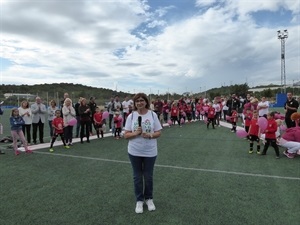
[141, 132, 152, 139]
[135, 127, 142, 135]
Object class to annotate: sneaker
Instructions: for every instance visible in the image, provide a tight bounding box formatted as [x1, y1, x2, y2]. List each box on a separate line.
[283, 150, 289, 157]
[0, 150, 5, 154]
[65, 145, 70, 149]
[15, 150, 21, 156]
[285, 152, 295, 159]
[256, 151, 261, 155]
[25, 149, 33, 154]
[135, 201, 144, 214]
[145, 199, 156, 211]
[248, 150, 253, 154]
[49, 148, 54, 152]
[276, 155, 280, 159]
[68, 143, 73, 146]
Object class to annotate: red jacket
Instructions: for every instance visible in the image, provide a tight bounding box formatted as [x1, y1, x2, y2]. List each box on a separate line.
[248, 118, 259, 136]
[244, 112, 253, 127]
[207, 107, 215, 119]
[282, 127, 300, 142]
[264, 118, 277, 139]
[231, 110, 238, 123]
[52, 117, 64, 134]
[94, 112, 103, 125]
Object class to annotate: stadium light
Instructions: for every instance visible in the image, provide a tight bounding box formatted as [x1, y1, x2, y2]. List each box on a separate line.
[277, 29, 288, 93]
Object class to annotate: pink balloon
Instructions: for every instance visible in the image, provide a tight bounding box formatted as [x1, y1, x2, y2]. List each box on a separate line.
[280, 124, 287, 131]
[236, 130, 248, 138]
[258, 117, 268, 131]
[68, 118, 77, 126]
[166, 109, 169, 113]
[167, 119, 172, 125]
[226, 115, 231, 121]
[102, 111, 109, 120]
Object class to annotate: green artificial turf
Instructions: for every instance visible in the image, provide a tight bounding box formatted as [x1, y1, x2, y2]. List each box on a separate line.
[0, 108, 299, 225]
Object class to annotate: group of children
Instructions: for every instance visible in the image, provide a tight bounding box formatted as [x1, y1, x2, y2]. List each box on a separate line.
[7, 100, 297, 159]
[246, 110, 280, 158]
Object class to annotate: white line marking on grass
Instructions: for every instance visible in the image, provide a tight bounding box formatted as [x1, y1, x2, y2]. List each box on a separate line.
[34, 151, 300, 181]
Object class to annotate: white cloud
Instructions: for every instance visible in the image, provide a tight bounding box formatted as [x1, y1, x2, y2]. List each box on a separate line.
[1, 0, 299, 95]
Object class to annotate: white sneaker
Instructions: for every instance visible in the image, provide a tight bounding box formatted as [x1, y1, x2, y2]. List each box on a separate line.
[145, 199, 156, 211]
[135, 201, 144, 214]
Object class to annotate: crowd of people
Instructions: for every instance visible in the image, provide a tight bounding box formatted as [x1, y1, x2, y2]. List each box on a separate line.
[0, 91, 299, 158]
[0, 91, 299, 214]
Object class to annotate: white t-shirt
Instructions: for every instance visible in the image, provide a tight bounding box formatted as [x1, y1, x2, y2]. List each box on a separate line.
[258, 101, 269, 117]
[122, 100, 131, 113]
[18, 107, 32, 125]
[212, 103, 221, 112]
[125, 110, 162, 157]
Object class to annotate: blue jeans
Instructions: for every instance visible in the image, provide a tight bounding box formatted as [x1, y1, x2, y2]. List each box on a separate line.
[128, 154, 157, 202]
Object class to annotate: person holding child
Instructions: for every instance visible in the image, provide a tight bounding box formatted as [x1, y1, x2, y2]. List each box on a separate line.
[124, 93, 162, 214]
[10, 108, 33, 155]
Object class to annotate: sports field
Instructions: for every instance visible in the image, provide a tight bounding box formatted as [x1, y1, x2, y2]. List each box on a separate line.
[0, 108, 299, 225]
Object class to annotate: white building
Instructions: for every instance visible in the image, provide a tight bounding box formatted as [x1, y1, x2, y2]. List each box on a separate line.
[4, 93, 36, 99]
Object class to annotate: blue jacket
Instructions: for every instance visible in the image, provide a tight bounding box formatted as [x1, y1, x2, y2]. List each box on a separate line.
[10, 116, 25, 131]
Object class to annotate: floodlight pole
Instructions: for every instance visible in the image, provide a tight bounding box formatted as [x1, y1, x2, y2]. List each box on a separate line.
[277, 29, 288, 93]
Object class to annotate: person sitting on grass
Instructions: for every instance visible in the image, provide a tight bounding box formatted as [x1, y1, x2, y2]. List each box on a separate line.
[49, 110, 69, 153]
[10, 108, 33, 156]
[247, 110, 261, 154]
[279, 112, 300, 158]
[261, 112, 280, 159]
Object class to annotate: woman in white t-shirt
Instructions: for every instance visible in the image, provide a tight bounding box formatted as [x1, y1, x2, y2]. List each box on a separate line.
[124, 93, 162, 214]
[18, 100, 32, 144]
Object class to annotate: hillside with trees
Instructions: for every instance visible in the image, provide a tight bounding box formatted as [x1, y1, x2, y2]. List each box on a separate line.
[1, 82, 295, 106]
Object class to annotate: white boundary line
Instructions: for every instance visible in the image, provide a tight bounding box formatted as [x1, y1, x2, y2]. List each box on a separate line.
[34, 151, 300, 181]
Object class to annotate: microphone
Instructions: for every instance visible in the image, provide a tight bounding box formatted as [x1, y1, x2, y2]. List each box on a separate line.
[138, 116, 142, 127]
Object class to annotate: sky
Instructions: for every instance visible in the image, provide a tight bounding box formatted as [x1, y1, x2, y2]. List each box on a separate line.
[0, 0, 299, 95]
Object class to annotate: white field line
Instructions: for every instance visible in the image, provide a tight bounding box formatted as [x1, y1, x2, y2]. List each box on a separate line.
[34, 151, 300, 181]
